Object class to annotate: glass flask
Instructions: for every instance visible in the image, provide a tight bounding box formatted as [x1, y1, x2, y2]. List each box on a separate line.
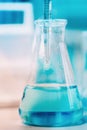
[19, 19, 83, 127]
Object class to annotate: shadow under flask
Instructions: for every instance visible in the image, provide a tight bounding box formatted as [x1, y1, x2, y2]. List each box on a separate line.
[19, 19, 83, 127]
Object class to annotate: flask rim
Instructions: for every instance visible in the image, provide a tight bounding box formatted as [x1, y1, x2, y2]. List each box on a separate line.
[35, 19, 67, 27]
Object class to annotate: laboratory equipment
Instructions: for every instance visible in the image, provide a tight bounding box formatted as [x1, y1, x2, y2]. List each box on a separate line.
[19, 19, 83, 127]
[65, 30, 83, 92]
[44, 0, 52, 19]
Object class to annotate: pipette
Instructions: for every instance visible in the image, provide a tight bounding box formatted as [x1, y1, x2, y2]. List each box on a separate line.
[43, 0, 52, 66]
[44, 0, 52, 19]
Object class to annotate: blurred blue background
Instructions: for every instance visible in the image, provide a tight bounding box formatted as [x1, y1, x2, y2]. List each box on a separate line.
[0, 0, 87, 30]
[32, 0, 87, 30]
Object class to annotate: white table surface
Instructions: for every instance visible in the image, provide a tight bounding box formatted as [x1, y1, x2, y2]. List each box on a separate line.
[0, 107, 87, 130]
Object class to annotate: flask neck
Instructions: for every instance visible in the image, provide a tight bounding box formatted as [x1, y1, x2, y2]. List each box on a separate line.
[35, 19, 66, 43]
[30, 19, 75, 85]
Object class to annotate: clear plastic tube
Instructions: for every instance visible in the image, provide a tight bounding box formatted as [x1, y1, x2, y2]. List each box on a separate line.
[44, 0, 52, 19]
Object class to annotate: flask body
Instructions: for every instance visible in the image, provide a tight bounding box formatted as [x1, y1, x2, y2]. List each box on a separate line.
[19, 19, 83, 126]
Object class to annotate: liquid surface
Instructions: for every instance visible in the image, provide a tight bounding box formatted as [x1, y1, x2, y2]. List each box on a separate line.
[19, 85, 83, 126]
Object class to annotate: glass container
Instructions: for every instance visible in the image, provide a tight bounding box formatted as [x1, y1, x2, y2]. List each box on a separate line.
[19, 19, 83, 127]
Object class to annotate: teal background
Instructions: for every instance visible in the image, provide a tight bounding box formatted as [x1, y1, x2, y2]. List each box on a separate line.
[32, 0, 87, 30]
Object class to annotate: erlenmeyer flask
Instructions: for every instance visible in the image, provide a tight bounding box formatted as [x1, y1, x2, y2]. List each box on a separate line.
[19, 19, 83, 127]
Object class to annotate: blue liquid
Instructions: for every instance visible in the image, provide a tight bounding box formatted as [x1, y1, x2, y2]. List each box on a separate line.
[19, 85, 83, 127]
